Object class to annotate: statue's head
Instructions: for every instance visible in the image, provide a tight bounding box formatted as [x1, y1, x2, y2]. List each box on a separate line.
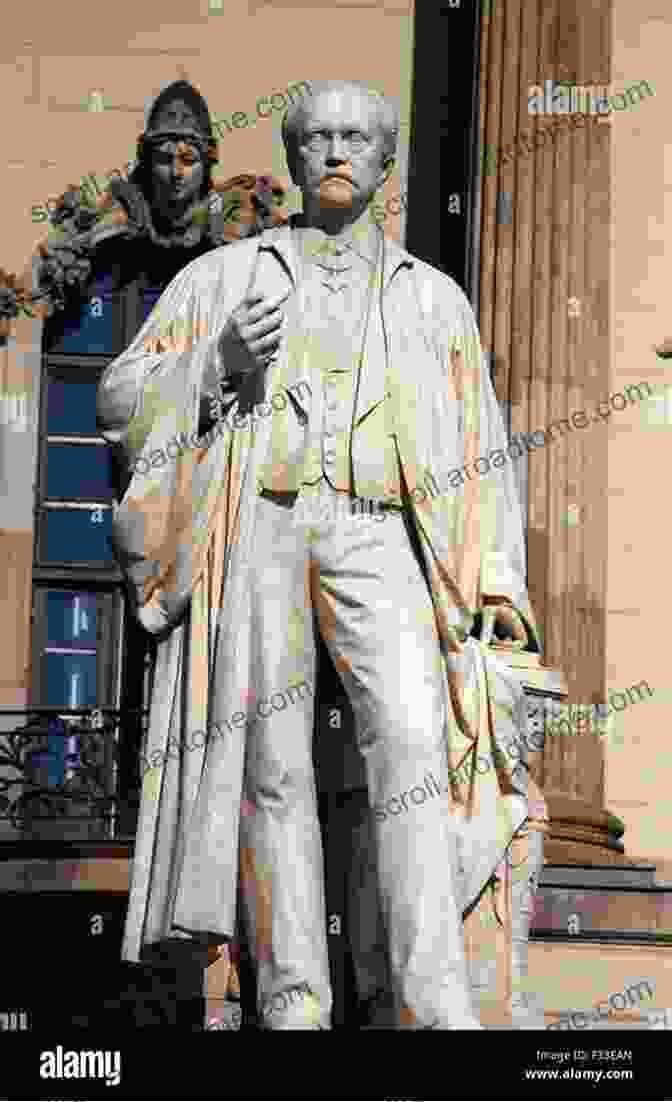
[281, 81, 398, 226]
[133, 80, 219, 222]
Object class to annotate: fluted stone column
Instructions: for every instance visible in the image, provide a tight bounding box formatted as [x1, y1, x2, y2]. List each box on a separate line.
[527, 689, 627, 866]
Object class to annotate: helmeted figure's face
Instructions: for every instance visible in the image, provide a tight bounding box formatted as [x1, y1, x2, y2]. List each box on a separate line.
[150, 140, 205, 220]
[289, 87, 393, 220]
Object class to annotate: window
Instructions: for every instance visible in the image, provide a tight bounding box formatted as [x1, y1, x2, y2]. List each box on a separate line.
[31, 272, 153, 839]
[35, 360, 116, 568]
[43, 273, 122, 358]
[31, 589, 119, 711]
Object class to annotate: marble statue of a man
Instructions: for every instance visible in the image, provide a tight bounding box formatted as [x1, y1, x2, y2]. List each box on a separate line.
[97, 80, 547, 1029]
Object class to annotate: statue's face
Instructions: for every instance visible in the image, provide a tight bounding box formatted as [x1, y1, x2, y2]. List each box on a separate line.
[289, 87, 393, 216]
[150, 140, 205, 220]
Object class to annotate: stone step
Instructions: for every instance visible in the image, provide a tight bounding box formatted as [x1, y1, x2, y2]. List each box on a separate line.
[529, 939, 672, 1031]
[532, 863, 672, 940]
[479, 999, 672, 1030]
[540, 863, 658, 889]
[543, 1006, 672, 1030]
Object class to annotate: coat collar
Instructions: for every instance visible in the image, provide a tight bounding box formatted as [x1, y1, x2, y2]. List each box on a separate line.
[258, 217, 414, 293]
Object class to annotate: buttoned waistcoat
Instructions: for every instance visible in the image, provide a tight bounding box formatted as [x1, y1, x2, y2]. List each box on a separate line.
[255, 238, 402, 503]
[217, 227, 405, 504]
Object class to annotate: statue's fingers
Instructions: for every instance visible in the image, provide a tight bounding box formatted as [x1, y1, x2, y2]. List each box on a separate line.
[246, 289, 290, 324]
[512, 612, 529, 642]
[480, 606, 497, 645]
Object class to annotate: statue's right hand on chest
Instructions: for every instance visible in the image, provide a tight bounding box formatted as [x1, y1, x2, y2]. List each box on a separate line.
[216, 289, 290, 385]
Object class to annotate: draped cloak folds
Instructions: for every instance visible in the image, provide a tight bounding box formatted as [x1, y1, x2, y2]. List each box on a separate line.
[96, 220, 549, 969]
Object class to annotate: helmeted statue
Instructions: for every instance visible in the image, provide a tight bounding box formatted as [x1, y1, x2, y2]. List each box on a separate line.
[33, 80, 288, 316]
[0, 80, 289, 429]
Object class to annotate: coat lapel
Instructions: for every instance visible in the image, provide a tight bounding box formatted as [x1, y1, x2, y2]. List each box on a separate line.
[256, 221, 298, 282]
[352, 233, 414, 429]
[245, 224, 314, 420]
[254, 223, 415, 430]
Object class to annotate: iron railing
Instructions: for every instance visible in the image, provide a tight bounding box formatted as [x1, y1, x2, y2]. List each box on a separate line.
[0, 707, 147, 841]
[0, 688, 567, 843]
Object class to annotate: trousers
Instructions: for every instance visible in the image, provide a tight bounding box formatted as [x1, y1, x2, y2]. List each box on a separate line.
[237, 482, 482, 1029]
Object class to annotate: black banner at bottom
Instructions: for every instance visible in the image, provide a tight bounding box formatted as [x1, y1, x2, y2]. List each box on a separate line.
[0, 1031, 667, 1100]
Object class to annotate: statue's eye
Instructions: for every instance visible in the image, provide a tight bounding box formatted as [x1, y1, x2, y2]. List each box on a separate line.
[304, 131, 328, 149]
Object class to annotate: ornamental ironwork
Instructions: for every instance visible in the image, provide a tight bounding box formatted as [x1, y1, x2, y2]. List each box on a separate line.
[0, 708, 146, 840]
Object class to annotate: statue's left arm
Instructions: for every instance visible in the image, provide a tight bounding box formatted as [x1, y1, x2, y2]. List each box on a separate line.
[444, 284, 542, 654]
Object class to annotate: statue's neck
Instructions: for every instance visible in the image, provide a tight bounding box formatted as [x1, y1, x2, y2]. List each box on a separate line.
[150, 197, 201, 234]
[292, 207, 381, 265]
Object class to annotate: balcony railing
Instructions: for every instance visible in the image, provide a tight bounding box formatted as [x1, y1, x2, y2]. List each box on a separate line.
[0, 707, 147, 842]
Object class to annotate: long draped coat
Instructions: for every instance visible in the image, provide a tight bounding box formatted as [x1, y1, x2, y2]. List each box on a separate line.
[97, 220, 548, 968]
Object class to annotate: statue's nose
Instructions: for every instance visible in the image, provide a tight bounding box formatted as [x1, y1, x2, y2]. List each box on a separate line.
[325, 138, 349, 161]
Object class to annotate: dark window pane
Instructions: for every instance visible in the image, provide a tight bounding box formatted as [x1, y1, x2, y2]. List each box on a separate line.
[45, 717, 68, 788]
[46, 445, 114, 499]
[47, 380, 100, 435]
[46, 592, 98, 648]
[45, 653, 97, 708]
[27, 717, 80, 789]
[46, 274, 118, 355]
[142, 288, 163, 322]
[41, 509, 114, 564]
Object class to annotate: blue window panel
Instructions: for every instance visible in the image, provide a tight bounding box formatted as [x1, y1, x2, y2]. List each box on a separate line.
[55, 274, 117, 355]
[45, 654, 97, 709]
[44, 716, 82, 787]
[46, 444, 114, 499]
[47, 380, 99, 435]
[46, 592, 98, 649]
[142, 287, 163, 322]
[42, 509, 114, 564]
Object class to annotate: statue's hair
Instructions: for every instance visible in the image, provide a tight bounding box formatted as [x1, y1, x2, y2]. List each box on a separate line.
[281, 80, 399, 161]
